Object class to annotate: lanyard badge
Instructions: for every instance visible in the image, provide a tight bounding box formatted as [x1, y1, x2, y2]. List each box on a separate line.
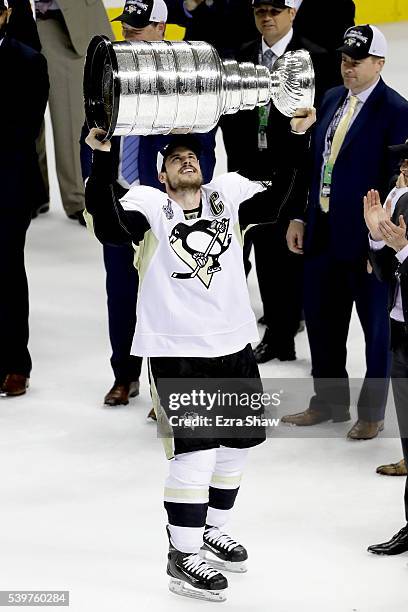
[258, 104, 270, 150]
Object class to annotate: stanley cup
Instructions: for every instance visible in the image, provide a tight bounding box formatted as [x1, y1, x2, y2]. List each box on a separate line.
[84, 36, 315, 139]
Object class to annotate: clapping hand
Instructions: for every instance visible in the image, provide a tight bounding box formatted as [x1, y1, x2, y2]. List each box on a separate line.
[363, 189, 391, 241]
[378, 215, 408, 252]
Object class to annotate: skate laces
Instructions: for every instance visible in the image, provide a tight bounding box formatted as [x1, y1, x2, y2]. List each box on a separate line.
[204, 527, 239, 552]
[183, 553, 220, 579]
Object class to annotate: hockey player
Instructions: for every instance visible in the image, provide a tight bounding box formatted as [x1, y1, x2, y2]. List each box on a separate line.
[85, 110, 315, 602]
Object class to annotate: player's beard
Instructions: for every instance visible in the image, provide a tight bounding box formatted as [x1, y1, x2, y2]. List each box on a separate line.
[167, 171, 203, 192]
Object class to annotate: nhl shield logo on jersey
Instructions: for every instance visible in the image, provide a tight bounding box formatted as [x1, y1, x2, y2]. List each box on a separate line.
[209, 192, 225, 217]
[162, 199, 174, 220]
[169, 218, 232, 288]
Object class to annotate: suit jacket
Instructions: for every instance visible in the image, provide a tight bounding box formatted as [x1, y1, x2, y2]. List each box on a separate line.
[223, 32, 334, 219]
[305, 79, 408, 261]
[0, 35, 49, 208]
[370, 192, 408, 322]
[57, 0, 113, 57]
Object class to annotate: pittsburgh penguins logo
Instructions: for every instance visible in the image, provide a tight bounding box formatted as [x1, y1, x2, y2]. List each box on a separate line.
[209, 192, 225, 217]
[169, 218, 232, 288]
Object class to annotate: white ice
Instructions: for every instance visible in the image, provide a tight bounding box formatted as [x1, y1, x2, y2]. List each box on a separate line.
[0, 22, 407, 612]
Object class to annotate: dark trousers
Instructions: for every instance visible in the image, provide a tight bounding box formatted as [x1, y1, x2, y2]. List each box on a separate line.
[0, 208, 32, 379]
[246, 222, 303, 344]
[303, 252, 391, 421]
[103, 244, 142, 384]
[389, 320, 408, 522]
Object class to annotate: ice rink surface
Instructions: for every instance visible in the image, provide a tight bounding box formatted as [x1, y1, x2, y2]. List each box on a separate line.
[1, 22, 408, 612]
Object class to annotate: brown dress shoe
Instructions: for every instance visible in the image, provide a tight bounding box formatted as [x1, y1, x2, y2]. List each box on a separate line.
[347, 419, 384, 440]
[0, 374, 29, 397]
[281, 407, 332, 426]
[376, 459, 407, 476]
[104, 380, 140, 406]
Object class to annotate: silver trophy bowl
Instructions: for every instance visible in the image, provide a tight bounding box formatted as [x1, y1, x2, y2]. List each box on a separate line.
[84, 36, 315, 139]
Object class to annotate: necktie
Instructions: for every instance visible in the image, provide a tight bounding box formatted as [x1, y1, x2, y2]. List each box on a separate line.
[320, 95, 359, 212]
[121, 135, 140, 186]
[263, 48, 276, 71]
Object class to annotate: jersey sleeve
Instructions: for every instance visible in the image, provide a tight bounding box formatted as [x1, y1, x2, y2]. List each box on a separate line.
[209, 173, 266, 210]
[120, 185, 164, 226]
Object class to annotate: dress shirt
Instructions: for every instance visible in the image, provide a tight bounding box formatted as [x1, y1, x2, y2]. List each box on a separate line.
[261, 28, 294, 64]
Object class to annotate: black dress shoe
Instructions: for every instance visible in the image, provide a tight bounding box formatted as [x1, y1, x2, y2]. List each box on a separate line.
[68, 210, 86, 226]
[368, 524, 408, 555]
[253, 340, 296, 364]
[32, 203, 50, 219]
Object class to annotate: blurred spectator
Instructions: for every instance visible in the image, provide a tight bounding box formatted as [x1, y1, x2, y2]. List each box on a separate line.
[0, 0, 49, 396]
[283, 26, 408, 439]
[34, 0, 113, 223]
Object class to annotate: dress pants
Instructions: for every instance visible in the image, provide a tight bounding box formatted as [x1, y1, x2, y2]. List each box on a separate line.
[304, 252, 391, 421]
[103, 244, 142, 384]
[0, 172, 33, 379]
[389, 320, 408, 521]
[37, 17, 85, 216]
[248, 221, 303, 344]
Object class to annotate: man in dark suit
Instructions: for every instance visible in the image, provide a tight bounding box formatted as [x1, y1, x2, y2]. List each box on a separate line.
[224, 0, 333, 363]
[0, 0, 49, 396]
[284, 25, 408, 438]
[81, 0, 216, 407]
[363, 167, 408, 555]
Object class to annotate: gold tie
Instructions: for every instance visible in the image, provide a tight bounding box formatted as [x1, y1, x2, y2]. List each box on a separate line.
[320, 95, 359, 212]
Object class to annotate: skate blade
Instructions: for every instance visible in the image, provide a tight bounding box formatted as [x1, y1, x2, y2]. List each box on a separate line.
[200, 549, 248, 573]
[168, 578, 227, 602]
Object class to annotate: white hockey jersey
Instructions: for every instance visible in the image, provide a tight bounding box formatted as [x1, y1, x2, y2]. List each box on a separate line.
[120, 173, 266, 357]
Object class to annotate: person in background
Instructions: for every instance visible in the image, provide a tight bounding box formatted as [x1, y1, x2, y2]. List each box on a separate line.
[372, 149, 408, 477]
[224, 0, 333, 364]
[34, 0, 112, 223]
[0, 0, 49, 396]
[363, 155, 408, 555]
[284, 26, 408, 439]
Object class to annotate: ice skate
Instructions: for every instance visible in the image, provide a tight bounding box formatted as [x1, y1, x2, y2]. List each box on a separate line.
[167, 536, 228, 602]
[200, 525, 248, 573]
